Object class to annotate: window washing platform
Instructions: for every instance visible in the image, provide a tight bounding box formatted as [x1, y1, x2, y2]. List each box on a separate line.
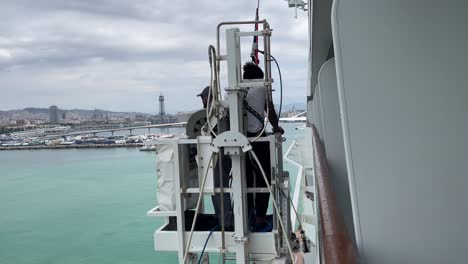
[150, 210, 279, 256]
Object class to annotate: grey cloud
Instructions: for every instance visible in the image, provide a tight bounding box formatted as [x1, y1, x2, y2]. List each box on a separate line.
[0, 0, 309, 113]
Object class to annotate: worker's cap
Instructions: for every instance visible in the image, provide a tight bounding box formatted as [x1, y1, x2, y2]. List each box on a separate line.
[197, 86, 210, 98]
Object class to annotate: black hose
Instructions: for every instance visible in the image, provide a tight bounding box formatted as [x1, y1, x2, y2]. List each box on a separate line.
[270, 54, 283, 118]
[197, 225, 219, 264]
[258, 50, 283, 118]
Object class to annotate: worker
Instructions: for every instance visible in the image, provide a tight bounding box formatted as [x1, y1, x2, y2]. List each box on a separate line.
[197, 86, 234, 230]
[243, 62, 284, 232]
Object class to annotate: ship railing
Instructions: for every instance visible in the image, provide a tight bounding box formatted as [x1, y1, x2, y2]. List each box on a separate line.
[311, 124, 358, 264]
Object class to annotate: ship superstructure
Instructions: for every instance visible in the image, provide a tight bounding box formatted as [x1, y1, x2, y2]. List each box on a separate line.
[301, 0, 468, 263]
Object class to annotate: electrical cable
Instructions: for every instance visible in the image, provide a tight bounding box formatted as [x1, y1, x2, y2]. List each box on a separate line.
[197, 225, 220, 264]
[206, 45, 219, 137]
[208, 45, 221, 101]
[182, 154, 215, 263]
[257, 50, 283, 120]
[248, 150, 297, 264]
[270, 54, 283, 118]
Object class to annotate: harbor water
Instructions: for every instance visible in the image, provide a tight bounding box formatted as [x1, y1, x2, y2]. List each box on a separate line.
[0, 124, 303, 264]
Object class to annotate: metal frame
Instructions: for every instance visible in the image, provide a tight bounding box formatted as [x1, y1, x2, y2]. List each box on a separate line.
[147, 20, 292, 264]
[149, 135, 287, 262]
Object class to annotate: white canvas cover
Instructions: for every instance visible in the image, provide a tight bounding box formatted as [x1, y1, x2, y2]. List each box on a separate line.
[156, 144, 176, 211]
[156, 142, 198, 211]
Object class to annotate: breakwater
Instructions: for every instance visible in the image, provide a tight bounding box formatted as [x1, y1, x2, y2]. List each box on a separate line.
[0, 143, 144, 151]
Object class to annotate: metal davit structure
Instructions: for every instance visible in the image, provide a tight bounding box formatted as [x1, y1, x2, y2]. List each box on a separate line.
[146, 20, 298, 264]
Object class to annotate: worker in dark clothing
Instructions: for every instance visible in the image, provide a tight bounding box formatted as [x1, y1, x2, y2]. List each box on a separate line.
[197, 86, 234, 230]
[197, 86, 210, 109]
[243, 62, 284, 232]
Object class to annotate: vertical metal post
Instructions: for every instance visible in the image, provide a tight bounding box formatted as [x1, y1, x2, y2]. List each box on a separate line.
[225, 27, 249, 264]
[276, 134, 291, 253]
[226, 28, 243, 132]
[263, 21, 274, 109]
[173, 143, 187, 264]
[230, 153, 249, 263]
[270, 136, 280, 249]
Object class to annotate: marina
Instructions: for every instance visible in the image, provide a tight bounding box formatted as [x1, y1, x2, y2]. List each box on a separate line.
[0, 142, 144, 151]
[0, 133, 177, 151]
[0, 121, 185, 151]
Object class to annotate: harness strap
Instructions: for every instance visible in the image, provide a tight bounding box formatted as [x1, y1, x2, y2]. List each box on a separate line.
[243, 99, 264, 131]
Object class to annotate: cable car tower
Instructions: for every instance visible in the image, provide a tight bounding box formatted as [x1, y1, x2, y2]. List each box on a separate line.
[159, 94, 166, 123]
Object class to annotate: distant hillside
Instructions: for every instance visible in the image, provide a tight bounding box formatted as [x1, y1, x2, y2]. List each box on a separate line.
[3, 107, 151, 115]
[16, 107, 149, 115]
[0, 107, 153, 123]
[22, 107, 49, 114]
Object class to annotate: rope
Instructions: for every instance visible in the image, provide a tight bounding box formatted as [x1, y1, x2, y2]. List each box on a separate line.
[182, 154, 215, 263]
[249, 150, 297, 264]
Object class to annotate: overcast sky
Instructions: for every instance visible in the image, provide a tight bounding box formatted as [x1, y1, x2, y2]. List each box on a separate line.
[0, 0, 308, 114]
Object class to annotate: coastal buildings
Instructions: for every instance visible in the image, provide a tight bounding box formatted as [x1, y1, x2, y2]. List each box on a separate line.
[49, 105, 59, 124]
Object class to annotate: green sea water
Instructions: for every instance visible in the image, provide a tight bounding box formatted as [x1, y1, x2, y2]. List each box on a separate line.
[0, 124, 303, 264]
[0, 148, 174, 264]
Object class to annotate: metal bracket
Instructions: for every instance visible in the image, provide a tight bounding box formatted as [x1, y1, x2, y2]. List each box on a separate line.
[233, 236, 249, 243]
[225, 86, 248, 92]
[211, 131, 252, 153]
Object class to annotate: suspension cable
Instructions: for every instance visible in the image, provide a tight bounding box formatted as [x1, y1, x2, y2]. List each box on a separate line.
[248, 150, 303, 229]
[182, 154, 215, 263]
[249, 150, 297, 264]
